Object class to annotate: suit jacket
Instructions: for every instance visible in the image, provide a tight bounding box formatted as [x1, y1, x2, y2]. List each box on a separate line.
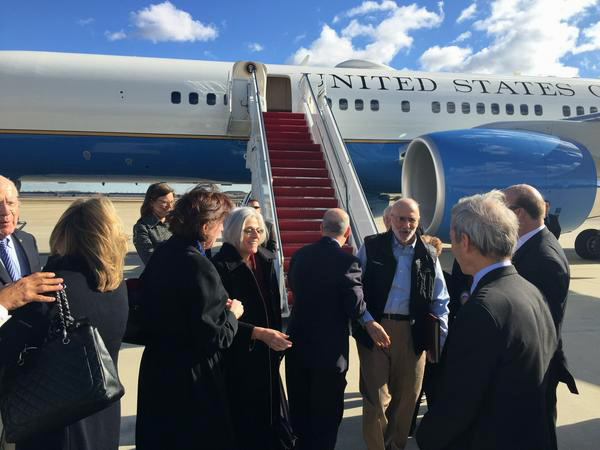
[512, 227, 577, 393]
[287, 236, 366, 372]
[416, 266, 557, 450]
[0, 230, 42, 365]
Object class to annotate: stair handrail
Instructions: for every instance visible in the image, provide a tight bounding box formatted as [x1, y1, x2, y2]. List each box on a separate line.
[246, 66, 289, 315]
[298, 74, 378, 249]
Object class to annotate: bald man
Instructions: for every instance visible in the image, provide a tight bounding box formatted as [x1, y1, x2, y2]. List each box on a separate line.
[286, 208, 369, 450]
[504, 184, 577, 450]
[355, 198, 449, 450]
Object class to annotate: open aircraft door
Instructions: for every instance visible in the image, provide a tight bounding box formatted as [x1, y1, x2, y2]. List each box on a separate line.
[226, 61, 267, 136]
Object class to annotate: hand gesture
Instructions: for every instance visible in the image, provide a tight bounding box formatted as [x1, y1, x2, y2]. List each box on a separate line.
[253, 327, 292, 351]
[365, 320, 391, 348]
[0, 272, 63, 311]
[228, 299, 244, 319]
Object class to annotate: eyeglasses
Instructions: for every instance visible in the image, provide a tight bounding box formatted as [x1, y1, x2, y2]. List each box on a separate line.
[249, 205, 260, 210]
[243, 227, 264, 236]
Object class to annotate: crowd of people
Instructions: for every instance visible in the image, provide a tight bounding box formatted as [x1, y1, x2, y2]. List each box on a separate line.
[0, 175, 577, 450]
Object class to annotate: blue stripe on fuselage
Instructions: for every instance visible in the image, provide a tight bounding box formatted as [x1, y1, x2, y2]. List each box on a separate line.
[0, 131, 404, 194]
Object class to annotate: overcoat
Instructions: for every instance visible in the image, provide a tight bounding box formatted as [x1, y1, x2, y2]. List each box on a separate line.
[212, 243, 284, 450]
[135, 235, 238, 450]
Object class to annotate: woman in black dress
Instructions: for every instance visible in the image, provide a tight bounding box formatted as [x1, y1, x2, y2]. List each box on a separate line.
[15, 197, 129, 450]
[212, 207, 293, 450]
[133, 182, 175, 265]
[135, 189, 244, 450]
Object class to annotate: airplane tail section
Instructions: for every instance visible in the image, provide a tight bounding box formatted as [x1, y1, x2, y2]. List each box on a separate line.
[245, 69, 377, 313]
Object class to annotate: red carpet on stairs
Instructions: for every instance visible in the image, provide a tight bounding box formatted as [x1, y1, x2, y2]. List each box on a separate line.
[264, 111, 353, 305]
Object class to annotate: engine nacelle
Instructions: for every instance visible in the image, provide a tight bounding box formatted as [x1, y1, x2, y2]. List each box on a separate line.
[402, 129, 597, 240]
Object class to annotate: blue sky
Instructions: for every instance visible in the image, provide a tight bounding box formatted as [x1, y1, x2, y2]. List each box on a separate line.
[2, 0, 600, 78]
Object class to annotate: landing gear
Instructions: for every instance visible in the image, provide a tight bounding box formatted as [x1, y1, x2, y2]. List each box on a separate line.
[574, 229, 600, 260]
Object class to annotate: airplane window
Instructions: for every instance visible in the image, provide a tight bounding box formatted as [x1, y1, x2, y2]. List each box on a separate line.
[506, 104, 514, 115]
[476, 102, 485, 114]
[534, 104, 543, 116]
[339, 98, 348, 110]
[591, 106, 598, 113]
[520, 104, 529, 115]
[562, 105, 571, 116]
[401, 101, 410, 112]
[432, 101, 440, 113]
[491, 103, 500, 115]
[224, 94, 228, 105]
[189, 92, 199, 105]
[171, 91, 181, 104]
[447, 102, 456, 114]
[355, 99, 364, 111]
[207, 93, 216, 105]
[328, 98, 333, 108]
[370, 100, 379, 111]
[462, 102, 470, 114]
[576, 106, 584, 115]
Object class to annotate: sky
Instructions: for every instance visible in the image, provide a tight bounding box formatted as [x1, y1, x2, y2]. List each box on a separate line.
[1, 0, 600, 78]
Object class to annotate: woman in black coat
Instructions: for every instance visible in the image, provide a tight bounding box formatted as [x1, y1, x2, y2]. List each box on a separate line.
[135, 189, 244, 450]
[13, 197, 129, 450]
[212, 207, 292, 450]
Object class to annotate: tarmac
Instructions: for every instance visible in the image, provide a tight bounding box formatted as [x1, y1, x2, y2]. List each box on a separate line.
[18, 195, 600, 450]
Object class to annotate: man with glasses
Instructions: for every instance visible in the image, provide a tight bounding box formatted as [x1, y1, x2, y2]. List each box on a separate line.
[247, 198, 276, 252]
[355, 198, 449, 450]
[503, 184, 577, 450]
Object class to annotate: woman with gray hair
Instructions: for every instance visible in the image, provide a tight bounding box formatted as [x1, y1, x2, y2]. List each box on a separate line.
[212, 207, 293, 450]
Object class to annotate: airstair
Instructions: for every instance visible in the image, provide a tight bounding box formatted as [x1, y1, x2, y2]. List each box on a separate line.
[234, 62, 377, 313]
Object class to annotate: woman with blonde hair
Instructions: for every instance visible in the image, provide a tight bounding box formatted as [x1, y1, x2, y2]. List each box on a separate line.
[14, 197, 129, 450]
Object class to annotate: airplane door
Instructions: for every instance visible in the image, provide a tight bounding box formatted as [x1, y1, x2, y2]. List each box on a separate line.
[227, 61, 267, 135]
[266, 76, 292, 112]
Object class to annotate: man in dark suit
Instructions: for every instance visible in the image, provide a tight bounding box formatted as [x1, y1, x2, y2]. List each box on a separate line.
[286, 208, 377, 450]
[504, 184, 577, 450]
[417, 190, 557, 450]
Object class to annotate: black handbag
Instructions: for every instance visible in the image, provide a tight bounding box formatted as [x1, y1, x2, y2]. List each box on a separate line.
[122, 277, 147, 345]
[0, 286, 125, 443]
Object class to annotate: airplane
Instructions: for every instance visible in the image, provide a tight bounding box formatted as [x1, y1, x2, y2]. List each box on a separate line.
[1, 50, 598, 259]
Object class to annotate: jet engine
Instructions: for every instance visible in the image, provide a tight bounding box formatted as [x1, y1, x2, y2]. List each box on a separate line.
[401, 129, 597, 241]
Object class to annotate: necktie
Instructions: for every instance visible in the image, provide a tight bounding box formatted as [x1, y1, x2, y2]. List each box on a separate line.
[0, 239, 20, 282]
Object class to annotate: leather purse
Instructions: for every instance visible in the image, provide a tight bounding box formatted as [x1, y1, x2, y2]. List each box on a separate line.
[0, 286, 125, 443]
[122, 277, 147, 345]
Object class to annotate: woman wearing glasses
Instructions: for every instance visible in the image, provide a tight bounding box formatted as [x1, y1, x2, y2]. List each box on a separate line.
[133, 182, 175, 265]
[212, 207, 293, 450]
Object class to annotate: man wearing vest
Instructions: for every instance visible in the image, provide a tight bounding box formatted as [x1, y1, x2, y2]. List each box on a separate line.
[355, 198, 449, 450]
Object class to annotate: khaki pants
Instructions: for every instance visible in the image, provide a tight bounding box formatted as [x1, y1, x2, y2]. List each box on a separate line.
[358, 319, 425, 450]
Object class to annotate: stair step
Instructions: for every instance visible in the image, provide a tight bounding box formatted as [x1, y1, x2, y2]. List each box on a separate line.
[276, 197, 338, 208]
[268, 142, 321, 152]
[273, 176, 331, 187]
[271, 167, 329, 177]
[264, 112, 305, 120]
[271, 159, 326, 169]
[283, 244, 305, 257]
[265, 124, 309, 133]
[269, 150, 323, 161]
[284, 257, 291, 271]
[264, 120, 307, 129]
[279, 220, 322, 231]
[274, 186, 335, 197]
[281, 231, 321, 244]
[277, 208, 328, 219]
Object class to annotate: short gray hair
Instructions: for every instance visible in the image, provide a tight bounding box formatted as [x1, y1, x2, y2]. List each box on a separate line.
[451, 190, 518, 258]
[0, 176, 19, 198]
[322, 209, 350, 236]
[222, 207, 267, 251]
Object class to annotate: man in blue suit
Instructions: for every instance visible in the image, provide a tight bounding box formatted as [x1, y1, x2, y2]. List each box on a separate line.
[285, 208, 382, 450]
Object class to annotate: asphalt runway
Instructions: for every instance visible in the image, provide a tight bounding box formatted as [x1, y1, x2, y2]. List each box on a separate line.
[19, 196, 600, 450]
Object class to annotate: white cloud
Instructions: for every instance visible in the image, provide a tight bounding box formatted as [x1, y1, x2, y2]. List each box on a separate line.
[105, 30, 127, 41]
[453, 31, 472, 43]
[420, 0, 600, 76]
[457, 3, 477, 23]
[420, 45, 473, 71]
[290, 2, 444, 66]
[248, 42, 264, 52]
[131, 1, 217, 43]
[294, 33, 306, 43]
[78, 18, 94, 26]
[573, 21, 600, 54]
